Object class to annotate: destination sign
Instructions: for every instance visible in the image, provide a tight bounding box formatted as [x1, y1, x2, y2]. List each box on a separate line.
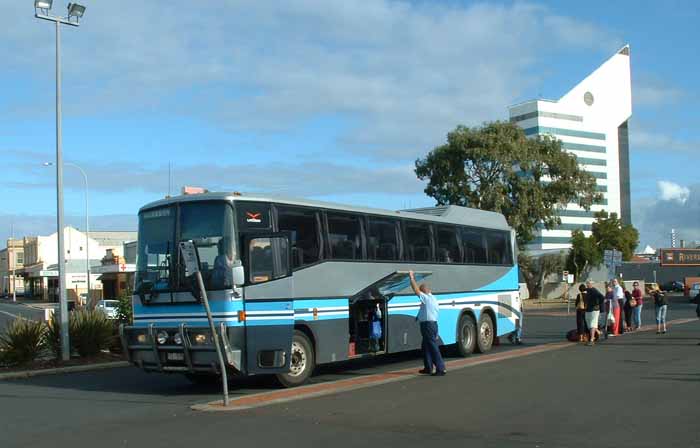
[660, 249, 700, 266]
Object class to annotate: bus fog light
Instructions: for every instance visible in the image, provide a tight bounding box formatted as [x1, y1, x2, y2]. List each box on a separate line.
[156, 330, 169, 345]
[173, 333, 183, 345]
[136, 334, 147, 344]
[192, 333, 209, 345]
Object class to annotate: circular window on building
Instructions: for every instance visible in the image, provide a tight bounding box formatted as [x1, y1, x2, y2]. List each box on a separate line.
[584, 91, 594, 106]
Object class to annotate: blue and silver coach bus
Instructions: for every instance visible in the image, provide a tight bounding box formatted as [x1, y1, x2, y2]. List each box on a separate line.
[120, 192, 520, 387]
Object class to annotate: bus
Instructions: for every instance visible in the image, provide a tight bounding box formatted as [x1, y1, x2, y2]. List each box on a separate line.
[120, 192, 521, 387]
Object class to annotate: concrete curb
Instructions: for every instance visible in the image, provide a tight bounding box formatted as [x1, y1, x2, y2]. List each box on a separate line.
[0, 361, 130, 381]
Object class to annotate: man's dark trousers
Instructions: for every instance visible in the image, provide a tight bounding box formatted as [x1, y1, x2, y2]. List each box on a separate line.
[420, 321, 445, 373]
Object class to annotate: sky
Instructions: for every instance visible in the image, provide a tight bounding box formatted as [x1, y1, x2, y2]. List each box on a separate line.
[0, 0, 698, 250]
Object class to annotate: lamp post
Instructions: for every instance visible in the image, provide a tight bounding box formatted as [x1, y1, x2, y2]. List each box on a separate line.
[44, 161, 90, 307]
[34, 0, 86, 361]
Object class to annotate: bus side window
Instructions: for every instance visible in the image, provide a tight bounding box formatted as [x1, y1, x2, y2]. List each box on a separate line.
[485, 231, 510, 265]
[367, 218, 399, 261]
[277, 206, 320, 268]
[326, 212, 363, 260]
[461, 228, 487, 264]
[404, 221, 433, 262]
[437, 225, 460, 263]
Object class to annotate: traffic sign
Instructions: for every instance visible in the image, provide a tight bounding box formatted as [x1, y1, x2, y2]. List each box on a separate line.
[178, 241, 200, 277]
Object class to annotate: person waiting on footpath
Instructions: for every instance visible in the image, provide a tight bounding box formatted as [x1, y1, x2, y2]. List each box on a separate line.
[632, 282, 644, 330]
[575, 284, 588, 342]
[612, 278, 625, 334]
[606, 282, 621, 336]
[652, 289, 668, 334]
[585, 280, 605, 346]
[408, 271, 446, 376]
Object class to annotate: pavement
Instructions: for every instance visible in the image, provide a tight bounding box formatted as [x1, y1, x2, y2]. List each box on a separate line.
[0, 294, 698, 447]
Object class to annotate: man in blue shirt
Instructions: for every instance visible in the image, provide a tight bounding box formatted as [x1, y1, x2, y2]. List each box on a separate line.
[409, 271, 446, 376]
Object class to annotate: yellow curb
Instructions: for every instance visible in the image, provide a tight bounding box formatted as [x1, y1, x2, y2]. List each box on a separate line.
[0, 361, 130, 381]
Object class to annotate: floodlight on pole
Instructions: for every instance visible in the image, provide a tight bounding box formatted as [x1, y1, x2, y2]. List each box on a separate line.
[67, 3, 85, 20]
[33, 0, 87, 361]
[34, 0, 53, 11]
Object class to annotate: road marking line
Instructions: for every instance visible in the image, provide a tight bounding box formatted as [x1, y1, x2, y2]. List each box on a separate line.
[0, 309, 23, 319]
[191, 316, 698, 412]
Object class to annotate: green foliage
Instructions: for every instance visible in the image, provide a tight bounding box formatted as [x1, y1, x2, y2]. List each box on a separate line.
[415, 122, 601, 246]
[591, 211, 639, 261]
[115, 293, 133, 324]
[70, 309, 114, 358]
[45, 315, 62, 359]
[519, 251, 565, 299]
[0, 318, 46, 366]
[566, 229, 603, 281]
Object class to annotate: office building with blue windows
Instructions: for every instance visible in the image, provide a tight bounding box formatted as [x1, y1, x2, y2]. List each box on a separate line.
[509, 45, 632, 250]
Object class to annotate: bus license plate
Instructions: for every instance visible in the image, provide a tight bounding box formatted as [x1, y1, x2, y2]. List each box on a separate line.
[167, 352, 184, 361]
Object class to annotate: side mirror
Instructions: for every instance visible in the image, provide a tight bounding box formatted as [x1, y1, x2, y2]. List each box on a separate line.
[232, 261, 245, 286]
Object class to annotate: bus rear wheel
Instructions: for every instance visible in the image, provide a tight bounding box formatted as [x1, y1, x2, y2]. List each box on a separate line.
[276, 330, 315, 388]
[475, 313, 494, 353]
[456, 314, 476, 357]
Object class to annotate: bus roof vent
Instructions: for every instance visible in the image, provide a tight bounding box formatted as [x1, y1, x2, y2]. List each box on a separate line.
[399, 206, 451, 217]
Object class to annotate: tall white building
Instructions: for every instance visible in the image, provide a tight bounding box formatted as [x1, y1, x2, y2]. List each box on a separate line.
[509, 45, 632, 250]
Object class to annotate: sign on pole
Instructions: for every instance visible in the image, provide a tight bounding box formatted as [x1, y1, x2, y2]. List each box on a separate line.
[179, 241, 200, 276]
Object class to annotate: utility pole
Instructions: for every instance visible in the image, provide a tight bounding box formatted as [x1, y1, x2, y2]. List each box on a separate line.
[11, 221, 16, 303]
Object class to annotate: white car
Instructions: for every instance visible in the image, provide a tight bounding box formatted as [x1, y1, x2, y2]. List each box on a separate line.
[96, 300, 119, 319]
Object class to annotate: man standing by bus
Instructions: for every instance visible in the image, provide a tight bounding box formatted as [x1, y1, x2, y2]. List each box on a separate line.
[409, 271, 446, 376]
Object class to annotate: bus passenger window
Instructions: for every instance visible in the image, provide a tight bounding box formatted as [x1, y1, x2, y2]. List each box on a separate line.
[277, 207, 320, 268]
[367, 218, 399, 261]
[326, 213, 362, 260]
[404, 222, 433, 262]
[462, 228, 487, 264]
[485, 231, 511, 265]
[437, 226, 460, 263]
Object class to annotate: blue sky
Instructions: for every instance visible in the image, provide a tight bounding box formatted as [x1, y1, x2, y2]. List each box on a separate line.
[1, 0, 698, 249]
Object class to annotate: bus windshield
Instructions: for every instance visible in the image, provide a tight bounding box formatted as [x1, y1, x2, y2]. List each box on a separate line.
[135, 201, 236, 297]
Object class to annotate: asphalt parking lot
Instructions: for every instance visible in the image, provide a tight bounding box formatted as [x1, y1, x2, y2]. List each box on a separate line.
[1, 296, 698, 448]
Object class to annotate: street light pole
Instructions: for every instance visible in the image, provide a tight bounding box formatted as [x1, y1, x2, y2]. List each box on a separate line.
[34, 0, 86, 361]
[44, 162, 89, 306]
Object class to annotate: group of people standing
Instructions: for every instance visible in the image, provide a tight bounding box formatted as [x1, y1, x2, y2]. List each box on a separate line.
[574, 279, 666, 345]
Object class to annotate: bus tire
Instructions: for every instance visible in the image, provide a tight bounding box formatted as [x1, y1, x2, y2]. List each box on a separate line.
[276, 330, 315, 388]
[456, 314, 477, 357]
[475, 313, 494, 354]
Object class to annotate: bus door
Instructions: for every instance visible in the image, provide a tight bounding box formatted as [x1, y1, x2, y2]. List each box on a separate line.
[354, 271, 431, 354]
[243, 233, 294, 375]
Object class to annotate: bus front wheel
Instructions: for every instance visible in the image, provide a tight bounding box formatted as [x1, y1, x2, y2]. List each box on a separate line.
[456, 314, 476, 357]
[276, 330, 315, 388]
[475, 313, 494, 353]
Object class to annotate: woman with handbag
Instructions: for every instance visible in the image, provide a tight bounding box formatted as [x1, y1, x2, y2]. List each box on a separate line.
[623, 287, 635, 331]
[653, 290, 668, 334]
[632, 282, 644, 329]
[575, 284, 588, 342]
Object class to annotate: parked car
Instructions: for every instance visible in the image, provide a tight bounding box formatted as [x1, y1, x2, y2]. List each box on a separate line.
[689, 283, 700, 302]
[96, 299, 119, 319]
[662, 280, 684, 292]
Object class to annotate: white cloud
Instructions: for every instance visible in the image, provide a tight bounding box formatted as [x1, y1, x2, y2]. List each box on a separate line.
[634, 82, 684, 106]
[657, 180, 690, 203]
[1, 1, 621, 160]
[631, 130, 697, 153]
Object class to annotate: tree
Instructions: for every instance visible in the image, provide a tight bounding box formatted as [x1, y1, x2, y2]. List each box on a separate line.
[591, 211, 639, 261]
[565, 212, 639, 282]
[566, 229, 602, 281]
[415, 122, 601, 246]
[519, 251, 565, 299]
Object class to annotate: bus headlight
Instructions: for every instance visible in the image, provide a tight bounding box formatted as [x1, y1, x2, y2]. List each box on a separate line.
[135, 333, 147, 344]
[156, 330, 169, 345]
[173, 332, 183, 345]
